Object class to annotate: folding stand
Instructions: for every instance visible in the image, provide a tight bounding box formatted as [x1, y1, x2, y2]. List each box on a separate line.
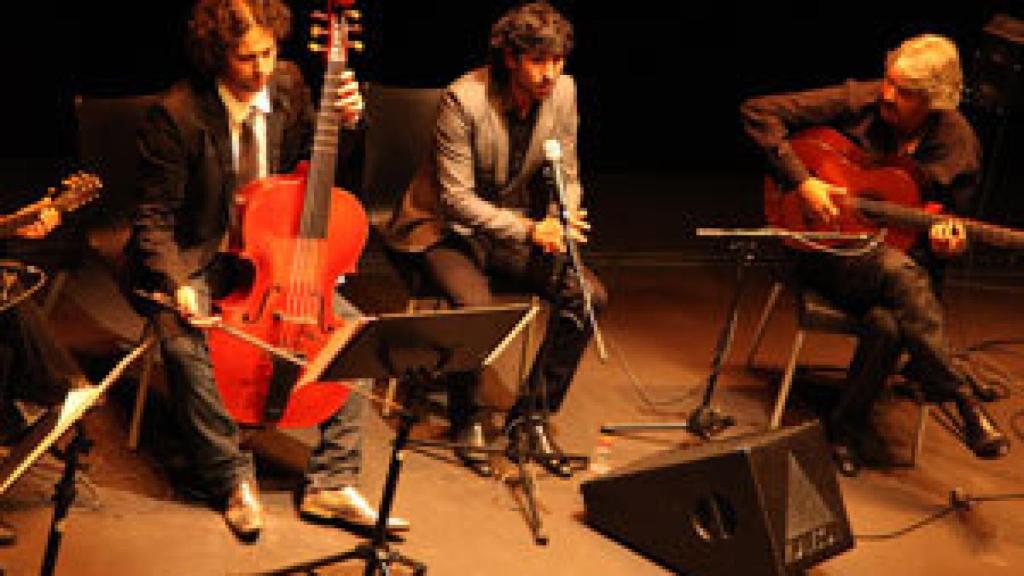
[600, 227, 873, 440]
[255, 304, 533, 576]
[0, 333, 155, 576]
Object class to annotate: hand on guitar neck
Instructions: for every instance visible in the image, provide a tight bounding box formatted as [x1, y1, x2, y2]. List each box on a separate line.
[929, 218, 967, 257]
[13, 203, 60, 239]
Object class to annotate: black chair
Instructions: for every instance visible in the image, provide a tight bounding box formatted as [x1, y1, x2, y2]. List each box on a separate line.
[745, 279, 930, 465]
[74, 93, 163, 450]
[361, 83, 541, 415]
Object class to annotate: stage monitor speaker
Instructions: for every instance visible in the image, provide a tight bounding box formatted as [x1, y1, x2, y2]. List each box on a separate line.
[580, 421, 853, 576]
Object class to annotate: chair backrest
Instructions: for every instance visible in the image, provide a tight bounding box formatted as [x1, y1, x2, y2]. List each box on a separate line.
[75, 93, 161, 230]
[361, 83, 443, 227]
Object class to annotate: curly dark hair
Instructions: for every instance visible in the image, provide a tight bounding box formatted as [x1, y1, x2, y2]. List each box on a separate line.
[489, 2, 574, 79]
[187, 0, 292, 81]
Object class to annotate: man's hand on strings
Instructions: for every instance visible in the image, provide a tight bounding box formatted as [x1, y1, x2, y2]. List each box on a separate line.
[15, 203, 60, 239]
[333, 70, 364, 127]
[797, 177, 845, 225]
[529, 210, 589, 254]
[929, 218, 967, 257]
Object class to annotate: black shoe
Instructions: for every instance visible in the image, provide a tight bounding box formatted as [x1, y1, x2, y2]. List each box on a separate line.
[453, 422, 493, 478]
[527, 423, 572, 478]
[958, 398, 1010, 459]
[831, 443, 861, 477]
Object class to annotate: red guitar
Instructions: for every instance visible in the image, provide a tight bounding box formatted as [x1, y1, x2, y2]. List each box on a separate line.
[764, 126, 1024, 252]
[206, 1, 368, 428]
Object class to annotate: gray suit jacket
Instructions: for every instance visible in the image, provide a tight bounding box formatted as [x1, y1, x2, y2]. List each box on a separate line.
[382, 66, 582, 253]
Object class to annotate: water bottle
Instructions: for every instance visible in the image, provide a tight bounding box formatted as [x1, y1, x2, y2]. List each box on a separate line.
[589, 434, 613, 474]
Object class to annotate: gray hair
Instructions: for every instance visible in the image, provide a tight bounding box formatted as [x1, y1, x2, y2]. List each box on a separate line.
[885, 34, 963, 110]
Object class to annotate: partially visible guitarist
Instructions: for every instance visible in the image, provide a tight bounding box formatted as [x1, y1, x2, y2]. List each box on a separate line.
[740, 34, 1009, 472]
[127, 0, 407, 541]
[0, 201, 61, 546]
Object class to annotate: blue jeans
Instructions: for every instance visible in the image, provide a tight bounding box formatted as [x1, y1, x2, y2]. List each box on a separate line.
[154, 277, 365, 497]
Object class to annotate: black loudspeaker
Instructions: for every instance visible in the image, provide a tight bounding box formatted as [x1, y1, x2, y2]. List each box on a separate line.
[581, 421, 853, 576]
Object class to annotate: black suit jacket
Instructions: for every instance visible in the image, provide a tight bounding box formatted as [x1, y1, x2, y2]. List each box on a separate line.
[127, 62, 314, 295]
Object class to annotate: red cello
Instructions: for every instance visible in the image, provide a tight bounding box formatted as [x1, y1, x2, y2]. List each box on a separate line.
[207, 1, 367, 428]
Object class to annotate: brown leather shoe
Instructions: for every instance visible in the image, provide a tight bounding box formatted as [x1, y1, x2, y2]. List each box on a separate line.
[528, 423, 572, 478]
[224, 478, 264, 541]
[300, 486, 410, 532]
[453, 422, 494, 478]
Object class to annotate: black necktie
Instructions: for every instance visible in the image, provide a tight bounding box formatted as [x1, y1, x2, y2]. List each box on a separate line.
[237, 115, 259, 187]
[229, 114, 259, 249]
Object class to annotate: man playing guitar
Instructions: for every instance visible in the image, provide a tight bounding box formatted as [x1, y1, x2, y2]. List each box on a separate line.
[0, 200, 61, 546]
[741, 33, 1009, 473]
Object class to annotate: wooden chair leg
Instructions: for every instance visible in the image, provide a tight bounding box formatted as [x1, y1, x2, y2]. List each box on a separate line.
[770, 329, 805, 430]
[40, 270, 69, 318]
[746, 282, 784, 369]
[128, 324, 157, 451]
[910, 401, 929, 466]
[381, 299, 420, 418]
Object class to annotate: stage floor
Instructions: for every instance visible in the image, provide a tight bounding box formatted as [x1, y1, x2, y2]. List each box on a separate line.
[2, 249, 1023, 576]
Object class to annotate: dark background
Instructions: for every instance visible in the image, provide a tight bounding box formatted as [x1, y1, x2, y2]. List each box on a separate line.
[2, 0, 1023, 236]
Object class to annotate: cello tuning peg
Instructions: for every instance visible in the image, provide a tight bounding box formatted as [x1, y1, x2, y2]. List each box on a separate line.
[343, 9, 361, 21]
[308, 41, 326, 53]
[310, 10, 329, 21]
[347, 23, 363, 34]
[348, 40, 365, 53]
[310, 24, 327, 37]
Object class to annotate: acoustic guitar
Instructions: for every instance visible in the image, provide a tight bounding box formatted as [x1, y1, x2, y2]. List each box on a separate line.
[764, 127, 1024, 252]
[0, 172, 102, 239]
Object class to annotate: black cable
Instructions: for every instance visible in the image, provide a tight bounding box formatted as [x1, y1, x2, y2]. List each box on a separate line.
[605, 330, 702, 409]
[854, 489, 1024, 541]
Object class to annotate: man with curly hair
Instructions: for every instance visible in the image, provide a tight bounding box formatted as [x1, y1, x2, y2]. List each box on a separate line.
[127, 0, 408, 540]
[383, 1, 607, 479]
[741, 34, 1009, 474]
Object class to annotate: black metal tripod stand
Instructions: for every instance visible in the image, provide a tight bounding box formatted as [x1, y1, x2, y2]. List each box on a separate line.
[40, 422, 91, 576]
[258, 367, 433, 576]
[599, 236, 762, 440]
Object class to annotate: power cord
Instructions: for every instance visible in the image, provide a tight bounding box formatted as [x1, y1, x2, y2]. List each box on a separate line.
[854, 487, 1024, 541]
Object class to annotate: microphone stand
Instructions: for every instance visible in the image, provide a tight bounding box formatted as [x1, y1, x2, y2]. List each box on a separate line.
[545, 143, 607, 362]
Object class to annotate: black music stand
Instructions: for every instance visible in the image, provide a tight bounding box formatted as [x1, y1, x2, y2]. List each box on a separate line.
[256, 304, 533, 576]
[0, 334, 155, 576]
[600, 227, 875, 440]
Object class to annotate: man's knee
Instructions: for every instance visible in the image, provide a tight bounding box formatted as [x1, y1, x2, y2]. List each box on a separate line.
[861, 307, 899, 344]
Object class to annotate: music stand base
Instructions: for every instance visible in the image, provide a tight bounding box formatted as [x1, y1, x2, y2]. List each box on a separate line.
[258, 542, 426, 576]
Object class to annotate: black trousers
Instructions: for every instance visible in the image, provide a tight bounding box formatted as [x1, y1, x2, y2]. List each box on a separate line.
[794, 245, 962, 432]
[421, 234, 608, 432]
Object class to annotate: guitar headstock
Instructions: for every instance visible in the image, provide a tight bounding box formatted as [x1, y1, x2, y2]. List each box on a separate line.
[51, 172, 102, 212]
[309, 0, 363, 64]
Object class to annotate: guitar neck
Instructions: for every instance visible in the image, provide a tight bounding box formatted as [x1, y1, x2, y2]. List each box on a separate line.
[301, 8, 351, 240]
[854, 197, 1024, 251]
[0, 202, 49, 239]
